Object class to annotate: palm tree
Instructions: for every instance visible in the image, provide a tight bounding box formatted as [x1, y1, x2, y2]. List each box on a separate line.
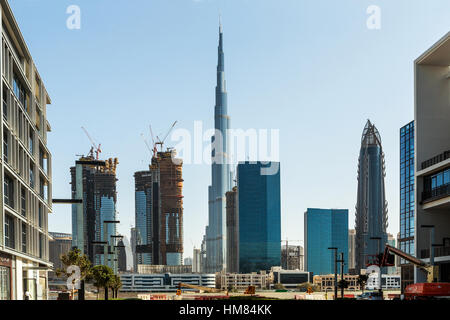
[56, 248, 92, 300]
[357, 274, 369, 294]
[91, 265, 114, 300]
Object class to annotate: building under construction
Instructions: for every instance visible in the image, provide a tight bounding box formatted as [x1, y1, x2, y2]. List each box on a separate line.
[135, 149, 184, 266]
[71, 154, 119, 270]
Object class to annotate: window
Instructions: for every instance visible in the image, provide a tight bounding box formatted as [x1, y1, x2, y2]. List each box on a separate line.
[3, 175, 14, 208]
[29, 160, 34, 188]
[3, 129, 9, 163]
[22, 223, 27, 253]
[4, 214, 15, 249]
[38, 204, 43, 228]
[29, 130, 33, 154]
[2, 89, 7, 121]
[21, 187, 26, 216]
[13, 74, 29, 112]
[39, 233, 44, 259]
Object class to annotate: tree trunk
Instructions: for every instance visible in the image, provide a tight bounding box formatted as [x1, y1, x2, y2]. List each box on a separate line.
[79, 280, 85, 300]
[104, 286, 109, 300]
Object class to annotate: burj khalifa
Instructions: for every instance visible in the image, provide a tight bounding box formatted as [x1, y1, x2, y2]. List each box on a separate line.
[205, 22, 232, 273]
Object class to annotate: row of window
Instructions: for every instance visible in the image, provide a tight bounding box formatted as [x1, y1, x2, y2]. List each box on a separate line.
[424, 168, 450, 192]
[4, 173, 45, 227]
[4, 213, 45, 258]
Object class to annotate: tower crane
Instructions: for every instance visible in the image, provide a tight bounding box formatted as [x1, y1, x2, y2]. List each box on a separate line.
[81, 126, 102, 160]
[155, 121, 177, 152]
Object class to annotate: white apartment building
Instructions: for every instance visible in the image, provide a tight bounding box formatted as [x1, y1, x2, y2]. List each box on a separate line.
[219, 272, 269, 291]
[414, 32, 450, 284]
[0, 0, 53, 300]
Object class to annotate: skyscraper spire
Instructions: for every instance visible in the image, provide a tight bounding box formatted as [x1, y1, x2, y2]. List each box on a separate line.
[205, 20, 232, 273]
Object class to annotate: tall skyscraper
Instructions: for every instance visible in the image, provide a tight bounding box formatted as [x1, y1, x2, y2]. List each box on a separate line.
[304, 209, 348, 276]
[71, 155, 119, 272]
[193, 248, 202, 273]
[205, 22, 232, 273]
[134, 171, 152, 265]
[0, 0, 54, 300]
[237, 161, 281, 273]
[399, 121, 415, 290]
[226, 187, 238, 273]
[354, 120, 388, 273]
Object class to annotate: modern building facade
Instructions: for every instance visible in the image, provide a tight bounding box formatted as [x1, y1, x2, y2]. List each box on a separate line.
[134, 171, 152, 266]
[271, 269, 311, 289]
[205, 22, 232, 273]
[225, 186, 238, 273]
[120, 273, 216, 292]
[313, 274, 361, 292]
[137, 264, 192, 274]
[117, 239, 127, 273]
[399, 120, 415, 290]
[354, 120, 388, 273]
[304, 208, 348, 276]
[1, 0, 53, 300]
[130, 227, 137, 272]
[71, 156, 119, 272]
[281, 245, 304, 271]
[414, 32, 450, 284]
[237, 161, 281, 274]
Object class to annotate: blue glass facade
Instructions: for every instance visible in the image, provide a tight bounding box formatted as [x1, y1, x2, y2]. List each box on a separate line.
[237, 161, 281, 273]
[399, 121, 415, 257]
[134, 171, 152, 265]
[304, 208, 348, 275]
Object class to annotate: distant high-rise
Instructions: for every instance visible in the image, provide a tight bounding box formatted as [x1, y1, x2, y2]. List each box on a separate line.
[399, 121, 415, 290]
[130, 227, 138, 272]
[48, 232, 72, 279]
[348, 229, 356, 272]
[237, 161, 281, 273]
[134, 171, 152, 265]
[205, 21, 232, 273]
[117, 239, 127, 272]
[226, 187, 239, 273]
[193, 248, 202, 273]
[304, 208, 348, 275]
[355, 120, 388, 273]
[71, 155, 119, 271]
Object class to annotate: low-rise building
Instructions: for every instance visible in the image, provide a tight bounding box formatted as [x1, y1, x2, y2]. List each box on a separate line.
[313, 274, 360, 291]
[137, 264, 192, 274]
[366, 274, 401, 290]
[270, 268, 311, 289]
[219, 272, 269, 290]
[119, 273, 215, 292]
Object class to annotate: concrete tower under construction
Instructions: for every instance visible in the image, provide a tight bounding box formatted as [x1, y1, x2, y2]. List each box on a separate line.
[205, 22, 232, 273]
[355, 120, 388, 273]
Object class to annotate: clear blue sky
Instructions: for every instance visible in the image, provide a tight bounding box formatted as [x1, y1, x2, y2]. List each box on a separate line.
[9, 0, 450, 259]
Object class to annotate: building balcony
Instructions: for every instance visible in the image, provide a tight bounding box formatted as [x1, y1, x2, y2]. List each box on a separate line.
[421, 151, 450, 171]
[422, 184, 450, 204]
[420, 246, 450, 259]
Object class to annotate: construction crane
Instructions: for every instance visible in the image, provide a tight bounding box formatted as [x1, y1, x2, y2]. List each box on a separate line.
[81, 126, 102, 160]
[380, 244, 450, 299]
[155, 121, 177, 152]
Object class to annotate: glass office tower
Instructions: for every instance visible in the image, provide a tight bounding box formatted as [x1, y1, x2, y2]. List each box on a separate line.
[399, 121, 414, 291]
[304, 208, 349, 275]
[237, 162, 281, 273]
[355, 120, 388, 273]
[134, 171, 153, 265]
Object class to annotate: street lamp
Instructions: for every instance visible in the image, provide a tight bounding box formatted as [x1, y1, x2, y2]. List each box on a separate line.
[328, 247, 338, 300]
